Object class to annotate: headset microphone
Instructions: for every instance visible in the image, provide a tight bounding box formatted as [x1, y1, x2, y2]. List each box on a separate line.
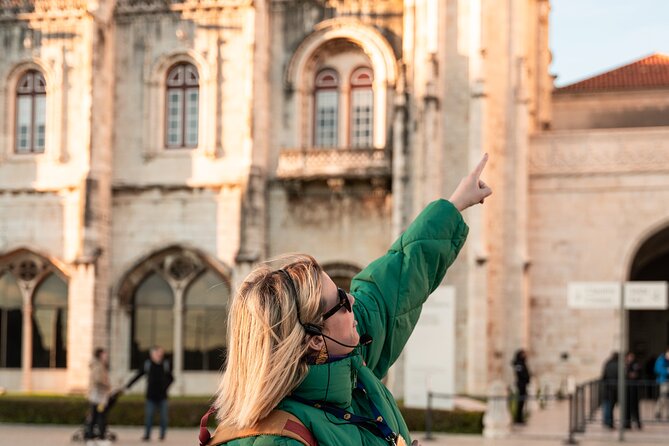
[304, 323, 373, 348]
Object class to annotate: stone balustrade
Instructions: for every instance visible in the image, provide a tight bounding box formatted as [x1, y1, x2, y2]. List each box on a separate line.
[276, 147, 391, 180]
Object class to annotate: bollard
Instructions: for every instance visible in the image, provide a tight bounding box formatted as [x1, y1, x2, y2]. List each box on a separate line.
[483, 380, 511, 438]
[424, 391, 434, 441]
[563, 393, 578, 445]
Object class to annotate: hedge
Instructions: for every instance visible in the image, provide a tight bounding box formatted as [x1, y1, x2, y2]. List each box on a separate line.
[0, 394, 483, 434]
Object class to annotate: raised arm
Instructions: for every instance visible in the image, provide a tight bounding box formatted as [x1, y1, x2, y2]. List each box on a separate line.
[351, 154, 491, 378]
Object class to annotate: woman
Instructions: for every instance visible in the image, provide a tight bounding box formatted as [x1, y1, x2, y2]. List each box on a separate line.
[86, 348, 111, 440]
[203, 155, 492, 445]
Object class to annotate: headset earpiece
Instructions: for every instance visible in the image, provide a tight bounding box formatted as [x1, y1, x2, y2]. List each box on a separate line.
[302, 323, 322, 336]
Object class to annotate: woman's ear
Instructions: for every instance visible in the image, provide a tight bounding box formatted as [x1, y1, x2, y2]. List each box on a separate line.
[307, 334, 324, 353]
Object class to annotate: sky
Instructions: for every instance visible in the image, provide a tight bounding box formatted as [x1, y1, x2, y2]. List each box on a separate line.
[550, 0, 669, 86]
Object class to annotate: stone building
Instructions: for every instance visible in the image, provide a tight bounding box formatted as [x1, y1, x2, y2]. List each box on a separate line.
[0, 0, 667, 399]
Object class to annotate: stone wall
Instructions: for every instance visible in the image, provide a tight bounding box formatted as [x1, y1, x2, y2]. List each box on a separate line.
[529, 127, 669, 388]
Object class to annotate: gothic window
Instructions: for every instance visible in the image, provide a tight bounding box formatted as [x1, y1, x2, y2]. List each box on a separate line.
[183, 270, 229, 371]
[130, 273, 174, 369]
[0, 273, 22, 368]
[349, 67, 374, 148]
[124, 248, 231, 373]
[165, 63, 199, 149]
[314, 69, 340, 147]
[15, 70, 46, 154]
[322, 263, 362, 293]
[31, 274, 68, 368]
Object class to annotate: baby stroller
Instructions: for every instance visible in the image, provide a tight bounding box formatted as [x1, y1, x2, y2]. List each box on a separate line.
[71, 389, 123, 442]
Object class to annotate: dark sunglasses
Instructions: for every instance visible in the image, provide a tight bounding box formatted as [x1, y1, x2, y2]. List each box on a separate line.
[322, 288, 352, 321]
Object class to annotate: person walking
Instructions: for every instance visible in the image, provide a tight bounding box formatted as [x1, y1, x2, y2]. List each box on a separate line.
[126, 346, 174, 441]
[512, 349, 531, 425]
[601, 352, 619, 429]
[198, 155, 492, 446]
[85, 348, 111, 440]
[624, 351, 642, 429]
[655, 347, 669, 420]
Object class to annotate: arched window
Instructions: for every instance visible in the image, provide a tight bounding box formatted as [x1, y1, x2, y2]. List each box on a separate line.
[165, 63, 199, 148]
[322, 263, 362, 293]
[15, 70, 46, 154]
[183, 270, 229, 371]
[0, 273, 23, 368]
[32, 274, 68, 368]
[131, 273, 174, 369]
[314, 69, 339, 147]
[350, 67, 374, 148]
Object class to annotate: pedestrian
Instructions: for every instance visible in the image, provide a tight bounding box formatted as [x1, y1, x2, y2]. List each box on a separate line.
[601, 352, 619, 429]
[126, 345, 174, 441]
[85, 347, 111, 440]
[624, 351, 642, 429]
[198, 155, 492, 445]
[654, 347, 669, 420]
[512, 349, 531, 424]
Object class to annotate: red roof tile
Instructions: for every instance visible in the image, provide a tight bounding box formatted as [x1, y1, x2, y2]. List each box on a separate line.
[555, 53, 669, 94]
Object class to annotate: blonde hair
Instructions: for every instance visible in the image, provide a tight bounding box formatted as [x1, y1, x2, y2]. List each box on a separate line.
[214, 255, 324, 428]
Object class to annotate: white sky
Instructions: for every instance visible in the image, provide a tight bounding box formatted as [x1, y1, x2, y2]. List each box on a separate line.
[550, 0, 669, 86]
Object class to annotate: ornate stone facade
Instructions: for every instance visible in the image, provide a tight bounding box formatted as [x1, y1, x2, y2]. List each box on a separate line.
[1, 0, 667, 401]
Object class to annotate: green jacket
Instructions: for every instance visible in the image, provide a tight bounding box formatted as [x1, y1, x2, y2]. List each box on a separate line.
[221, 199, 468, 445]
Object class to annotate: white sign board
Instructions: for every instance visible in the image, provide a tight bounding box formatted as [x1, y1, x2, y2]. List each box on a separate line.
[404, 286, 455, 410]
[568, 282, 621, 309]
[624, 282, 668, 309]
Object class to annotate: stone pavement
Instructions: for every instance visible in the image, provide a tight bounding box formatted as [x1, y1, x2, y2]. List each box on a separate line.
[2, 400, 668, 446]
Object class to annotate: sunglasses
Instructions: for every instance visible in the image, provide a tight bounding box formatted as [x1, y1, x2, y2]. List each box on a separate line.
[322, 288, 352, 321]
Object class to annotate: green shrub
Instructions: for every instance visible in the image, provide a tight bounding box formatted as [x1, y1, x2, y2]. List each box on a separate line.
[0, 395, 483, 434]
[399, 406, 483, 434]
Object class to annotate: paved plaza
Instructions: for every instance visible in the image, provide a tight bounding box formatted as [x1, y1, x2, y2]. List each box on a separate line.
[1, 400, 668, 445]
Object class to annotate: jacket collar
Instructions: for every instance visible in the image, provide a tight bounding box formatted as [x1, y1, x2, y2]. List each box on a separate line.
[291, 354, 362, 408]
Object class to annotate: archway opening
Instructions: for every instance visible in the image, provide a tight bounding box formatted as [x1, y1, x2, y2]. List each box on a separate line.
[628, 227, 669, 379]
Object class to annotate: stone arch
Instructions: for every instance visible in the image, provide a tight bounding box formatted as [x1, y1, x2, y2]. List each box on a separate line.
[0, 246, 70, 286]
[285, 19, 397, 91]
[115, 245, 232, 309]
[284, 19, 398, 149]
[623, 216, 669, 281]
[624, 219, 669, 373]
[322, 261, 363, 292]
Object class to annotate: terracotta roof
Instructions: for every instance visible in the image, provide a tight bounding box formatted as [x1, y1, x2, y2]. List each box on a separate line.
[555, 53, 669, 94]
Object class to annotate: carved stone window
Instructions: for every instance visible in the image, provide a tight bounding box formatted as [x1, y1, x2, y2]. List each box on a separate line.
[165, 63, 199, 149]
[15, 70, 46, 154]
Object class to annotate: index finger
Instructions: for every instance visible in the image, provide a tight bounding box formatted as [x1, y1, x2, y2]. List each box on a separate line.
[473, 153, 488, 177]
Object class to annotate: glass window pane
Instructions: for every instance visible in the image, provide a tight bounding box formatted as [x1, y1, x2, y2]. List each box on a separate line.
[184, 270, 228, 370]
[166, 89, 183, 147]
[32, 274, 68, 369]
[34, 95, 46, 152]
[131, 273, 174, 369]
[0, 273, 23, 308]
[0, 273, 23, 368]
[34, 274, 68, 307]
[183, 308, 227, 370]
[315, 90, 338, 147]
[351, 88, 374, 148]
[31, 307, 67, 368]
[131, 307, 174, 370]
[135, 273, 174, 306]
[185, 88, 198, 146]
[185, 270, 229, 307]
[16, 96, 32, 153]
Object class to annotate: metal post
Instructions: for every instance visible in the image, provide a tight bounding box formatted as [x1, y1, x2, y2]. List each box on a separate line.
[618, 283, 626, 442]
[564, 393, 578, 445]
[425, 391, 434, 440]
